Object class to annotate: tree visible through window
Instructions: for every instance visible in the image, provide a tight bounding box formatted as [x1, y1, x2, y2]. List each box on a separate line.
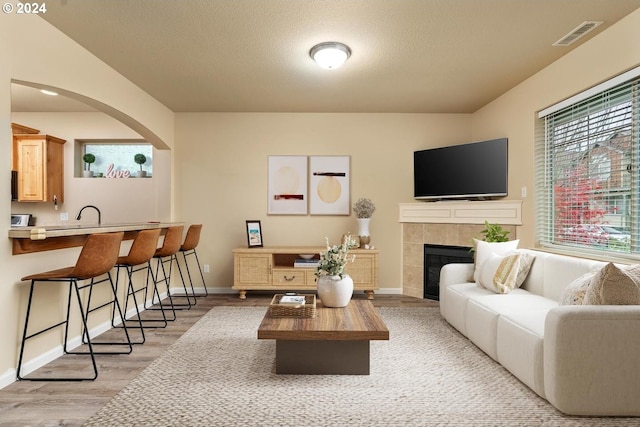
[538, 79, 638, 256]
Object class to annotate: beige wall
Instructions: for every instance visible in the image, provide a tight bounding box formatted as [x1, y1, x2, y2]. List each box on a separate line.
[471, 8, 640, 248]
[174, 113, 472, 291]
[0, 14, 173, 386]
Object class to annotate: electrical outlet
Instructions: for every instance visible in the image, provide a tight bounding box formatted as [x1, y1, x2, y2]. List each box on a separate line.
[521, 186, 527, 198]
[204, 264, 210, 273]
[60, 212, 69, 221]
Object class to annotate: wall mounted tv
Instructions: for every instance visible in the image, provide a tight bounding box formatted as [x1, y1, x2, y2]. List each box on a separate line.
[413, 138, 508, 200]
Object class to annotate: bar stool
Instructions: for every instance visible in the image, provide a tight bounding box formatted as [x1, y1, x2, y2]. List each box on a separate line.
[17, 232, 126, 381]
[145, 225, 194, 318]
[179, 224, 209, 297]
[112, 228, 163, 342]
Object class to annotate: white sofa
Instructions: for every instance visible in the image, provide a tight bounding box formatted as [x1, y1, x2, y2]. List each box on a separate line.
[439, 249, 640, 416]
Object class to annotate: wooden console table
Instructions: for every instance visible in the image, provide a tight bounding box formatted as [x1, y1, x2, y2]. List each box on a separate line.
[232, 246, 379, 299]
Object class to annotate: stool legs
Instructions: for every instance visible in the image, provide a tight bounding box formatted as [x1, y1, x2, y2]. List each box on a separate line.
[17, 279, 98, 381]
[181, 248, 209, 297]
[144, 255, 179, 320]
[78, 272, 133, 355]
[115, 260, 168, 334]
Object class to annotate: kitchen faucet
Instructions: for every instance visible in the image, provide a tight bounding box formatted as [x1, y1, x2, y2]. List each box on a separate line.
[75, 205, 102, 225]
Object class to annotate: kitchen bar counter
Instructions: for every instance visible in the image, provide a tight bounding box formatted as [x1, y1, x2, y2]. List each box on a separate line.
[8, 222, 182, 255]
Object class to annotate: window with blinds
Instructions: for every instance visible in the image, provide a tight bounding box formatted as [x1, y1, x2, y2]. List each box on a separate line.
[536, 75, 639, 257]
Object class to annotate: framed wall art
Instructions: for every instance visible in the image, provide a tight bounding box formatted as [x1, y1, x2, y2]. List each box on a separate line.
[267, 155, 308, 215]
[246, 220, 263, 247]
[309, 155, 350, 215]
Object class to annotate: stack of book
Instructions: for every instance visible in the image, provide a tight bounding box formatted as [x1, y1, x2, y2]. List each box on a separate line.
[294, 258, 319, 268]
[278, 295, 306, 305]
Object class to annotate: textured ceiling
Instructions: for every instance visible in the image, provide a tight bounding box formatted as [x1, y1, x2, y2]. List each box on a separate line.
[13, 0, 640, 113]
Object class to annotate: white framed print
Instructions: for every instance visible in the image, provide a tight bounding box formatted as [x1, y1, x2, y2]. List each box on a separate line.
[309, 156, 350, 215]
[267, 156, 308, 215]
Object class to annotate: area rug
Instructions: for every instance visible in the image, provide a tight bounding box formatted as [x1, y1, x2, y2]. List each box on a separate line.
[84, 307, 638, 426]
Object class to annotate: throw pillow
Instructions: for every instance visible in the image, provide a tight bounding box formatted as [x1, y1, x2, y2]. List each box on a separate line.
[559, 272, 595, 305]
[583, 263, 640, 305]
[472, 239, 520, 283]
[477, 252, 522, 294]
[510, 250, 536, 287]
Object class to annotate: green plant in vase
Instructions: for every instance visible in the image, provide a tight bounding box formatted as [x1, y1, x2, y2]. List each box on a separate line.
[134, 153, 147, 177]
[82, 153, 96, 177]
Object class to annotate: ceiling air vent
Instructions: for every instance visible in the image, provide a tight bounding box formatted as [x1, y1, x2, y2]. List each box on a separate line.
[553, 21, 603, 46]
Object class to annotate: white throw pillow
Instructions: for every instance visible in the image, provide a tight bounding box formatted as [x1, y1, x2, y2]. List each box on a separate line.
[477, 252, 522, 294]
[508, 250, 536, 288]
[472, 239, 520, 283]
[559, 272, 595, 305]
[583, 263, 640, 305]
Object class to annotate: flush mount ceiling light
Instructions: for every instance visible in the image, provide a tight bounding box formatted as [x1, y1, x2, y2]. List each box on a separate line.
[309, 42, 351, 69]
[40, 89, 58, 96]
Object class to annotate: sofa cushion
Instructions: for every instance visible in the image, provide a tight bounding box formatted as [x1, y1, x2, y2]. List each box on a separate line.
[464, 290, 557, 360]
[559, 272, 594, 305]
[472, 239, 519, 282]
[539, 254, 605, 301]
[583, 263, 640, 305]
[441, 283, 493, 336]
[497, 312, 547, 398]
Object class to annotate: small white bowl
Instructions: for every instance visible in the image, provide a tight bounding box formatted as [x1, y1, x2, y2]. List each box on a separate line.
[298, 254, 315, 259]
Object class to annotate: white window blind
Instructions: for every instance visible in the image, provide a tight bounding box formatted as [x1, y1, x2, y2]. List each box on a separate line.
[536, 77, 640, 258]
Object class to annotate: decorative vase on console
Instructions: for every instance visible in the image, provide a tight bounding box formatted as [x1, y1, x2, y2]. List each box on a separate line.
[315, 235, 357, 307]
[353, 197, 375, 247]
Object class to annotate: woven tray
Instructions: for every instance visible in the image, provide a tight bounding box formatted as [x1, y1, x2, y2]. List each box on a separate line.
[269, 294, 316, 318]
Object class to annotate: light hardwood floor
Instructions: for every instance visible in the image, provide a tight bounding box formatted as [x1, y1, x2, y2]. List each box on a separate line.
[0, 293, 437, 426]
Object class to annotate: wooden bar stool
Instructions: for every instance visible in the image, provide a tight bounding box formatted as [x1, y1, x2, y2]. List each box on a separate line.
[112, 228, 163, 341]
[17, 232, 125, 381]
[179, 224, 209, 297]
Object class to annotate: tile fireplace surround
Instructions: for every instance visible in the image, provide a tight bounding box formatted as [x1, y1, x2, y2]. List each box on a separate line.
[399, 201, 522, 298]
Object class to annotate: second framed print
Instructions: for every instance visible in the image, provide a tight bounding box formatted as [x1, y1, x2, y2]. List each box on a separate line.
[309, 156, 350, 215]
[267, 156, 308, 215]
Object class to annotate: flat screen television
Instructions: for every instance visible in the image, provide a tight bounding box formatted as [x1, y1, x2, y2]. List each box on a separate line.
[413, 138, 508, 200]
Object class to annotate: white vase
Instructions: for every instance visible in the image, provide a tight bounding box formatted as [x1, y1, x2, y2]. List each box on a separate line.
[357, 218, 371, 237]
[317, 275, 354, 308]
[82, 170, 93, 178]
[357, 218, 371, 246]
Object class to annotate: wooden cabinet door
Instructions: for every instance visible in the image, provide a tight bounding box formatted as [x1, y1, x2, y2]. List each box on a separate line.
[234, 253, 271, 285]
[346, 253, 376, 288]
[16, 139, 45, 201]
[14, 134, 65, 203]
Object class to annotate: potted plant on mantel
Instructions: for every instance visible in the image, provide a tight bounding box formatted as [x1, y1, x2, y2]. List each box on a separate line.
[134, 153, 147, 177]
[315, 235, 358, 307]
[82, 153, 95, 178]
[353, 197, 375, 246]
[470, 220, 511, 256]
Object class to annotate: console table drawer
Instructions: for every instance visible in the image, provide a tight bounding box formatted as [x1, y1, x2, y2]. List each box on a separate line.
[273, 269, 306, 286]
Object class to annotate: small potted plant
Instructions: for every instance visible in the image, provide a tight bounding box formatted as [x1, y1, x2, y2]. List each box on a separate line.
[82, 153, 96, 177]
[353, 198, 376, 246]
[134, 153, 147, 177]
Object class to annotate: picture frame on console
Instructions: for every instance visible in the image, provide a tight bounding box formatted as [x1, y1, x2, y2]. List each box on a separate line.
[246, 220, 263, 248]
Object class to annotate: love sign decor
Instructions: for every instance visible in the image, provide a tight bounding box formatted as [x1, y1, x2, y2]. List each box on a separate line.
[105, 163, 131, 178]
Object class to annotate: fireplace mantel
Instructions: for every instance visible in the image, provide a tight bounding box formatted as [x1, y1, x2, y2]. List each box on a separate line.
[399, 200, 522, 225]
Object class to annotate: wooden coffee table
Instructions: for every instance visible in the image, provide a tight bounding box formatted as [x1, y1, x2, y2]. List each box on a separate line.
[257, 299, 389, 375]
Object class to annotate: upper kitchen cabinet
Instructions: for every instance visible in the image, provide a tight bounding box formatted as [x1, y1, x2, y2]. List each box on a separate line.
[12, 123, 66, 204]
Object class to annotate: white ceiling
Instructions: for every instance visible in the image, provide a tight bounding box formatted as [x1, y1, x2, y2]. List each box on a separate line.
[12, 0, 640, 113]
